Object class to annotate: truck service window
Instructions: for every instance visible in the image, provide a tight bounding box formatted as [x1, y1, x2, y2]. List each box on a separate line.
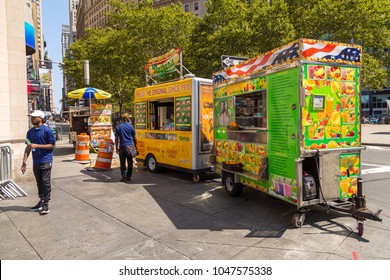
[235, 91, 267, 128]
[149, 99, 174, 130]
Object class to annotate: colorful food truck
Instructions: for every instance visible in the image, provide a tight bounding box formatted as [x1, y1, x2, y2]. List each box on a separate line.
[212, 38, 381, 236]
[134, 77, 214, 182]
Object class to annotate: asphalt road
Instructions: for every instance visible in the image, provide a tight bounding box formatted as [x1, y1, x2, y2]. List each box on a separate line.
[361, 146, 390, 215]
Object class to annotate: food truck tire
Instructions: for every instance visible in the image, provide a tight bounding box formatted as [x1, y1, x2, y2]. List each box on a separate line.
[193, 173, 201, 183]
[223, 172, 243, 197]
[292, 213, 305, 228]
[146, 154, 159, 173]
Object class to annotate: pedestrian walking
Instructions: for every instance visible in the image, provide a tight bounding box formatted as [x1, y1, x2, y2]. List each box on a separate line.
[115, 113, 137, 182]
[21, 110, 56, 215]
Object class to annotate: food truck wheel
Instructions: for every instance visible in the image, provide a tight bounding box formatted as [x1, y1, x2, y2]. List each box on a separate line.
[146, 154, 159, 173]
[223, 172, 243, 197]
[193, 173, 201, 183]
[357, 221, 364, 237]
[292, 213, 305, 228]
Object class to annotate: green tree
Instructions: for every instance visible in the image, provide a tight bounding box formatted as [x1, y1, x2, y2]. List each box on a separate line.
[285, 0, 390, 89]
[248, 0, 296, 55]
[188, 0, 253, 78]
[63, 0, 389, 96]
[63, 0, 197, 113]
[108, 0, 197, 81]
[63, 28, 140, 113]
[187, 0, 296, 78]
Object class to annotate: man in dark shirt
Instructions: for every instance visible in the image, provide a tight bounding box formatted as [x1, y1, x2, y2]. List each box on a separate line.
[115, 113, 137, 182]
[21, 110, 56, 215]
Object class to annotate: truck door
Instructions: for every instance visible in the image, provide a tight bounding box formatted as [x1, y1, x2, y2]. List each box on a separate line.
[199, 83, 214, 154]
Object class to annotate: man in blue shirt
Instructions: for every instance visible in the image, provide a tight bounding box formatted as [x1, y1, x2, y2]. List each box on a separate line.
[115, 113, 137, 182]
[21, 110, 56, 215]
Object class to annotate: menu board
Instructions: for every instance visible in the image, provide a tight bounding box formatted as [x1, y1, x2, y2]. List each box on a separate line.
[302, 64, 360, 150]
[135, 102, 147, 129]
[90, 126, 112, 146]
[215, 139, 268, 176]
[268, 68, 300, 158]
[175, 96, 191, 131]
[339, 153, 360, 199]
[266, 68, 300, 186]
[90, 104, 112, 125]
[90, 104, 112, 147]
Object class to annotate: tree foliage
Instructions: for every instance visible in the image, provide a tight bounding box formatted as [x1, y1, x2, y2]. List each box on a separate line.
[188, 0, 296, 78]
[63, 0, 390, 112]
[285, 0, 390, 89]
[62, 0, 197, 112]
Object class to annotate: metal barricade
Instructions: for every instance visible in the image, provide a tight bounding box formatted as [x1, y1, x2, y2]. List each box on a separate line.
[0, 145, 27, 200]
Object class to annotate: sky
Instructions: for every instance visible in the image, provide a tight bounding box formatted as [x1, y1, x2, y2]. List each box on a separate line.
[41, 0, 69, 114]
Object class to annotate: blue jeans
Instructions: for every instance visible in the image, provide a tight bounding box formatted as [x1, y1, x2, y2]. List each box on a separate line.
[33, 162, 52, 204]
[119, 146, 133, 179]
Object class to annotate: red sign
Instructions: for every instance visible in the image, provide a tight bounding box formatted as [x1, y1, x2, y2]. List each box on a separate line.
[27, 80, 40, 94]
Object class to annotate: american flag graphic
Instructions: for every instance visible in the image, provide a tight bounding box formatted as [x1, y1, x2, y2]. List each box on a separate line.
[213, 41, 300, 84]
[213, 39, 362, 85]
[301, 39, 361, 65]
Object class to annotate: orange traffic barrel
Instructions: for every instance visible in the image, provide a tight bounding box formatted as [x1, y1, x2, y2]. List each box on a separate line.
[94, 139, 114, 169]
[75, 133, 90, 162]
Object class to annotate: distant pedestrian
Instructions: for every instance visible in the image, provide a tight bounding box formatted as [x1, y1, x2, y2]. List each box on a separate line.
[21, 110, 56, 215]
[115, 113, 137, 182]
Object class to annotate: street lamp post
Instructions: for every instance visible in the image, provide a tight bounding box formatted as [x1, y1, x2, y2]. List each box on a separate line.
[84, 60, 89, 87]
[83, 60, 92, 114]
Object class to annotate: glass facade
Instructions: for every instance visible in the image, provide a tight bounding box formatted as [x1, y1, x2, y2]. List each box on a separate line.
[361, 89, 390, 118]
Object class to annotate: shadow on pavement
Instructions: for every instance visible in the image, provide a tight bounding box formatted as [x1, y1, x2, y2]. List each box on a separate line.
[54, 144, 75, 157]
[0, 206, 32, 213]
[68, 163, 365, 240]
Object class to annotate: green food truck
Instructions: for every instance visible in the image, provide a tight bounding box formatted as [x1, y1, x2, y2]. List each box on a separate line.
[212, 38, 381, 236]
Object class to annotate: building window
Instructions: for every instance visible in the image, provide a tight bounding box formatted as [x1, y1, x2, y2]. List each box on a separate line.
[194, 2, 199, 10]
[184, 4, 189, 12]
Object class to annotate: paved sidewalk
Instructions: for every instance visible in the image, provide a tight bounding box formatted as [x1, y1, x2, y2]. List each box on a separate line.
[0, 125, 389, 260]
[361, 124, 390, 147]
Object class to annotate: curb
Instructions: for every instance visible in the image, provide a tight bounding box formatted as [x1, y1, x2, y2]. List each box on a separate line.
[362, 143, 390, 147]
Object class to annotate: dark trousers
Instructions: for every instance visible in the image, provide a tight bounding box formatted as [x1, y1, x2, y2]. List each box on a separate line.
[119, 147, 133, 179]
[33, 162, 52, 204]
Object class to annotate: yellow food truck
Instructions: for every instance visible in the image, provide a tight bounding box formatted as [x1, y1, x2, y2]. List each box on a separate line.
[212, 38, 381, 236]
[134, 77, 213, 182]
